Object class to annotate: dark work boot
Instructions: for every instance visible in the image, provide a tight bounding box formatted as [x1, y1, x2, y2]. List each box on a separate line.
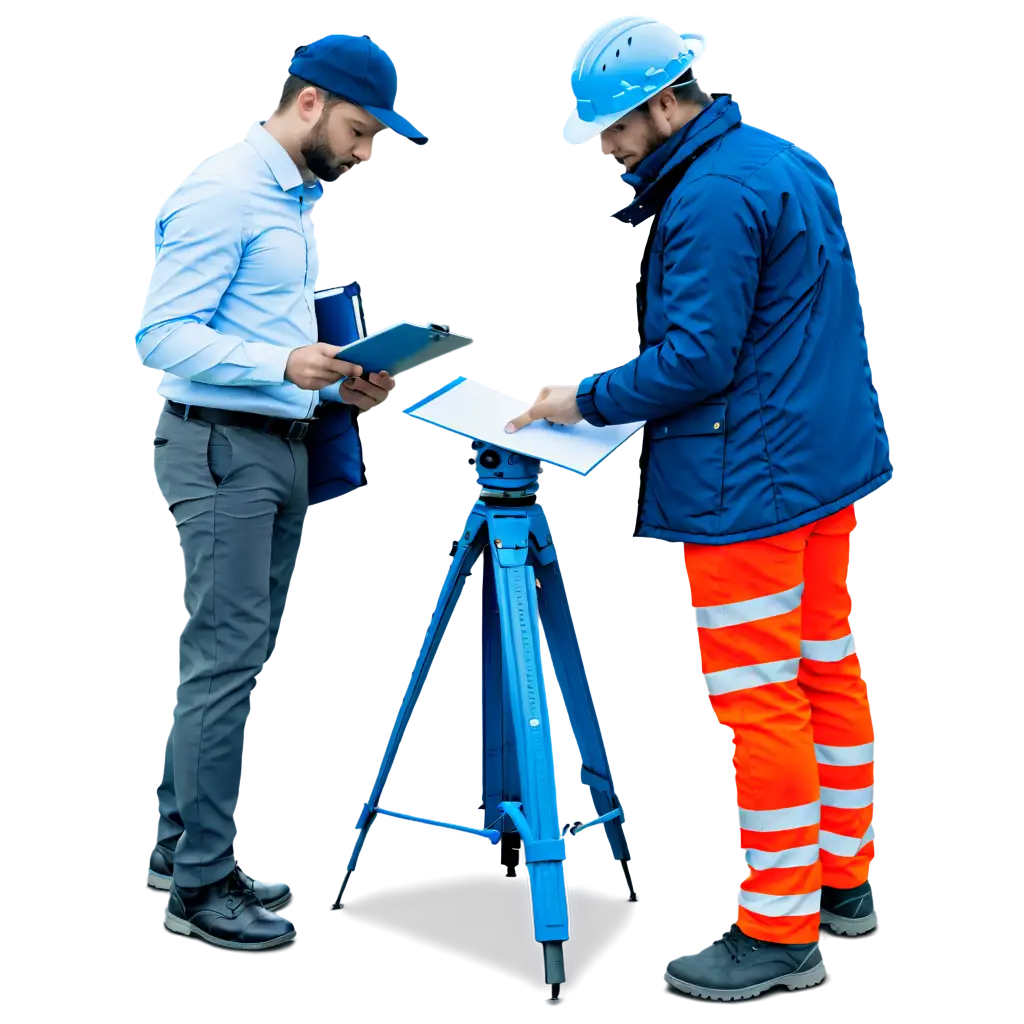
[820, 881, 876, 936]
[147, 847, 290, 910]
[164, 866, 295, 950]
[665, 924, 825, 1001]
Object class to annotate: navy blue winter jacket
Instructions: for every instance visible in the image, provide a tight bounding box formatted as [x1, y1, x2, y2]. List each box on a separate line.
[575, 96, 892, 545]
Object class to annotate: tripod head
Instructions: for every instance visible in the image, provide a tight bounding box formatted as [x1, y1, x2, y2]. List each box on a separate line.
[468, 440, 542, 506]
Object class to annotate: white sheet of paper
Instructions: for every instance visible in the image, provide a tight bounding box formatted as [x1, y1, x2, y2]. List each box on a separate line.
[403, 377, 643, 475]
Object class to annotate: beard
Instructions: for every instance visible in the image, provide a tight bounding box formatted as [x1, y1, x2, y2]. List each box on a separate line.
[616, 116, 669, 169]
[301, 113, 353, 182]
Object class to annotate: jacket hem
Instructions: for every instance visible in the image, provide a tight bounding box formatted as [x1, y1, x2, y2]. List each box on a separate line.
[634, 470, 892, 545]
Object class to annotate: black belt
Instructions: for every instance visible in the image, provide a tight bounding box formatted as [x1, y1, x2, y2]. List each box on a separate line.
[164, 400, 318, 441]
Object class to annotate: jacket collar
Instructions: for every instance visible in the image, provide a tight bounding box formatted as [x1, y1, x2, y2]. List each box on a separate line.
[612, 95, 742, 225]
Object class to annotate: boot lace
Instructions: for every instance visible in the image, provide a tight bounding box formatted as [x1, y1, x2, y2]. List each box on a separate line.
[715, 925, 761, 963]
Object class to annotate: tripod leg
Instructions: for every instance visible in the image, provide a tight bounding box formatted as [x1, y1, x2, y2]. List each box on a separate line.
[532, 552, 634, 897]
[333, 510, 487, 908]
[489, 517, 569, 991]
[482, 553, 521, 877]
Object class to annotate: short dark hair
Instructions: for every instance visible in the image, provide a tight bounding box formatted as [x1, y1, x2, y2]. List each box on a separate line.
[651, 68, 713, 110]
[630, 68, 712, 121]
[276, 74, 347, 112]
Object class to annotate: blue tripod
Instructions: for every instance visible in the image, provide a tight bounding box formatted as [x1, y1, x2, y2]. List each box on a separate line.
[332, 441, 636, 999]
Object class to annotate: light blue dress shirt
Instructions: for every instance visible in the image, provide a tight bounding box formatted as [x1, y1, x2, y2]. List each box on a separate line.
[137, 122, 344, 418]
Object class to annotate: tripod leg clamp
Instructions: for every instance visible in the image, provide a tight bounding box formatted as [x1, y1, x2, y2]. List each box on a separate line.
[498, 801, 566, 864]
[524, 839, 566, 864]
[356, 803, 374, 829]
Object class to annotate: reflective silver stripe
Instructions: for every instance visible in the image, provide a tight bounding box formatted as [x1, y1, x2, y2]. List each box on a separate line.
[738, 889, 821, 918]
[695, 583, 803, 629]
[814, 742, 874, 767]
[801, 634, 856, 661]
[705, 658, 800, 696]
[739, 800, 820, 832]
[820, 825, 874, 858]
[821, 785, 873, 809]
[744, 844, 819, 871]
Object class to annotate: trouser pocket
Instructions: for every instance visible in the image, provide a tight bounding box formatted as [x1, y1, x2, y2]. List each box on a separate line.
[206, 424, 233, 487]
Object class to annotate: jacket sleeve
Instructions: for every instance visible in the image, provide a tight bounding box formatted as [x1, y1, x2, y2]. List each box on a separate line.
[576, 175, 762, 426]
[135, 177, 291, 386]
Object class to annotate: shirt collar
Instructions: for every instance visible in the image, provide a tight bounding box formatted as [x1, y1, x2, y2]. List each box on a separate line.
[245, 122, 322, 200]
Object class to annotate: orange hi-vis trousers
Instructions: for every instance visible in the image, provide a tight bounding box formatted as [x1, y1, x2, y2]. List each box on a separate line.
[683, 504, 874, 945]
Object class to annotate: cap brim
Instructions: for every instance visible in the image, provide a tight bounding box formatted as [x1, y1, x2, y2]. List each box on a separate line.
[363, 105, 428, 145]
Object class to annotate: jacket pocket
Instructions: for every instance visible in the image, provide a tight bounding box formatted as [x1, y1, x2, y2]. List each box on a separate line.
[645, 400, 727, 530]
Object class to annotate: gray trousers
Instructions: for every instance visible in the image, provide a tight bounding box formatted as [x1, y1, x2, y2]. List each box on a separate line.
[152, 406, 308, 887]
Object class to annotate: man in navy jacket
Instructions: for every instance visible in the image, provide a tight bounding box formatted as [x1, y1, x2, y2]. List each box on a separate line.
[508, 18, 890, 1000]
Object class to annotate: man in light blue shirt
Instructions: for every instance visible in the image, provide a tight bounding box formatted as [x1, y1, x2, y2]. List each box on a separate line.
[137, 34, 427, 951]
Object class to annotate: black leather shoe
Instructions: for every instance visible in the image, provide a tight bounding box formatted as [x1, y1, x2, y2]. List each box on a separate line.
[142, 847, 176, 888]
[164, 867, 295, 950]
[147, 847, 290, 910]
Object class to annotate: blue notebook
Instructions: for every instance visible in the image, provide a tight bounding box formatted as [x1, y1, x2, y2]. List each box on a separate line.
[314, 282, 367, 347]
[307, 283, 368, 508]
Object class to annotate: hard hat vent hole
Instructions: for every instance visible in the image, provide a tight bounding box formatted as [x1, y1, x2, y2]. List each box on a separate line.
[602, 64, 606, 71]
[628, 37, 632, 45]
[616, 49, 620, 57]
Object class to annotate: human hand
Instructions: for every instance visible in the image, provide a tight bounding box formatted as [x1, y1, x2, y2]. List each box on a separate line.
[285, 343, 362, 391]
[505, 385, 583, 433]
[340, 370, 396, 412]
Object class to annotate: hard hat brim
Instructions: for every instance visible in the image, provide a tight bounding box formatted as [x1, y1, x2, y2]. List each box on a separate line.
[561, 58, 696, 148]
[563, 110, 618, 145]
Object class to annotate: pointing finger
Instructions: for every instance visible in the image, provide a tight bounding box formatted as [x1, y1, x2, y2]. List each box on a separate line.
[505, 403, 544, 434]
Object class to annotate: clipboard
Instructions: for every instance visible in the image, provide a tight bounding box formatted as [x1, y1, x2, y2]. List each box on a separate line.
[333, 322, 473, 379]
[404, 377, 644, 475]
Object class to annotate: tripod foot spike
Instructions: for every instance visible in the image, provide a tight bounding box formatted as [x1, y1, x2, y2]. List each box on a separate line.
[335, 872, 356, 913]
[618, 860, 634, 901]
[543, 940, 565, 995]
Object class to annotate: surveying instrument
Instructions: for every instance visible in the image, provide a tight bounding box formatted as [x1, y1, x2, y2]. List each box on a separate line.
[332, 437, 636, 999]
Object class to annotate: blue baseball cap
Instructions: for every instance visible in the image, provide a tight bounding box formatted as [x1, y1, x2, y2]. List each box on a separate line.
[289, 34, 427, 145]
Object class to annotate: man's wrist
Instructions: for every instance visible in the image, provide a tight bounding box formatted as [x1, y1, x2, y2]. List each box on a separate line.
[576, 375, 609, 427]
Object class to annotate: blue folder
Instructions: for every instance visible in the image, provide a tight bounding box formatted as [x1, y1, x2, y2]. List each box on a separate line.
[305, 282, 368, 506]
[315, 282, 367, 346]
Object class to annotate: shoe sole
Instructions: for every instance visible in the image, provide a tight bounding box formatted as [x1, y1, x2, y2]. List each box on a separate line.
[149, 872, 291, 911]
[820, 909, 877, 936]
[664, 961, 825, 1001]
[164, 911, 296, 950]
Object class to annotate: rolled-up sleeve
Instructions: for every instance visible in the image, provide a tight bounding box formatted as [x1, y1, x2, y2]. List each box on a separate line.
[135, 178, 290, 386]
